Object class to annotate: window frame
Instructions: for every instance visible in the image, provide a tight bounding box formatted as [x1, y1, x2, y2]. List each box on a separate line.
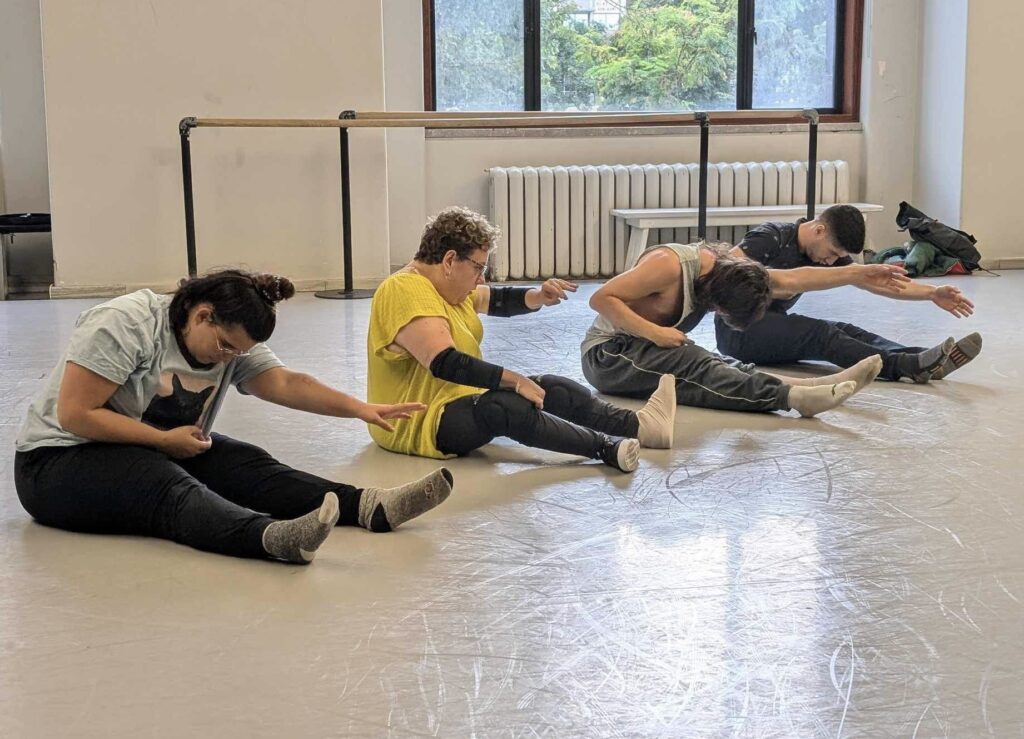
[422, 0, 863, 124]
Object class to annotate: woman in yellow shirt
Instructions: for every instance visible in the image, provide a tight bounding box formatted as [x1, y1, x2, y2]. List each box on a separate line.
[367, 207, 676, 473]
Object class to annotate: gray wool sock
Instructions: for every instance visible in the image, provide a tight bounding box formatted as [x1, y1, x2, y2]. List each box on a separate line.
[930, 332, 982, 380]
[901, 338, 955, 383]
[358, 468, 453, 533]
[262, 492, 340, 564]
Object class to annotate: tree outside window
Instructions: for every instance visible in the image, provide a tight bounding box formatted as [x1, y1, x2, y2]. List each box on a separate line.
[434, 0, 840, 113]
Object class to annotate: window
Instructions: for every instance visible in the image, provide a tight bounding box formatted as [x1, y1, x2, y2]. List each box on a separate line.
[433, 0, 525, 112]
[751, 0, 840, 109]
[426, 0, 859, 117]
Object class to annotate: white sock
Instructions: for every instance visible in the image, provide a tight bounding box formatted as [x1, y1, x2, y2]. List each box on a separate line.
[803, 355, 882, 394]
[787, 381, 857, 418]
[637, 374, 677, 448]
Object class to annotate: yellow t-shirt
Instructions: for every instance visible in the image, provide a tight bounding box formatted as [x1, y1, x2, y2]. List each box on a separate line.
[367, 271, 485, 459]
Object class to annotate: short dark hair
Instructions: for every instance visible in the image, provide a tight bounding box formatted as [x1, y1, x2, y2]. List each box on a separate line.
[695, 253, 771, 330]
[169, 268, 295, 342]
[819, 204, 865, 254]
[415, 206, 500, 264]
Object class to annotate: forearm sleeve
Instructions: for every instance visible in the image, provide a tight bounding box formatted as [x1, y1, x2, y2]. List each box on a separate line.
[487, 286, 538, 318]
[428, 347, 503, 390]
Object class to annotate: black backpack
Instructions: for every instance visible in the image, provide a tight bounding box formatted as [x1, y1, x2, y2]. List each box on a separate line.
[895, 201, 981, 271]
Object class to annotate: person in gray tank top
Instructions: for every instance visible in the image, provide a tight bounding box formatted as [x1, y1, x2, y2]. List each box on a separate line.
[582, 242, 912, 417]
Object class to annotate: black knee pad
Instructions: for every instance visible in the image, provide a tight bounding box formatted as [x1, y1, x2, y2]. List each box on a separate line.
[535, 374, 589, 410]
[473, 391, 535, 437]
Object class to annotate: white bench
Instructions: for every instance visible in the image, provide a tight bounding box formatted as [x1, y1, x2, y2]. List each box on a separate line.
[614, 202, 884, 268]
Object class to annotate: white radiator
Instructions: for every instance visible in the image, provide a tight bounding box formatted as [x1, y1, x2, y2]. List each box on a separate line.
[488, 160, 849, 281]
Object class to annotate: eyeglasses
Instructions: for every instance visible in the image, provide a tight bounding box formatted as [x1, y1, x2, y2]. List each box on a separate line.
[462, 255, 489, 276]
[214, 331, 251, 358]
[208, 319, 252, 357]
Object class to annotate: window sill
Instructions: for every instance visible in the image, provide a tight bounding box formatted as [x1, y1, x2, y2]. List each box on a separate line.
[426, 121, 863, 140]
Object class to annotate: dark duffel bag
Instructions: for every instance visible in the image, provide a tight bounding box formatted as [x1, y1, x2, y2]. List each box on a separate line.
[895, 201, 981, 271]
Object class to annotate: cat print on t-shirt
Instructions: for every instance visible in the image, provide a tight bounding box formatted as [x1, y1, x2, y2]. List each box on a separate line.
[142, 373, 216, 430]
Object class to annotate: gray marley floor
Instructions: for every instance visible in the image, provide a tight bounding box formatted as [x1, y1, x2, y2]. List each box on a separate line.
[1, 274, 1022, 738]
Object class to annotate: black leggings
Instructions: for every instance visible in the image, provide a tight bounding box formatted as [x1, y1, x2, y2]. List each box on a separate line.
[14, 434, 362, 560]
[435, 374, 639, 458]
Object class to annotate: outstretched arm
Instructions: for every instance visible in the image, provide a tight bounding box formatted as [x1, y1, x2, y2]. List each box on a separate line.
[239, 367, 424, 433]
[769, 263, 909, 299]
[860, 282, 974, 317]
[473, 278, 578, 315]
[727, 245, 912, 300]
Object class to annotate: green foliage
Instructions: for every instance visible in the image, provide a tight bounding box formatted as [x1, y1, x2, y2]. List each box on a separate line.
[752, 0, 834, 108]
[435, 0, 525, 111]
[437, 0, 833, 112]
[541, 0, 737, 111]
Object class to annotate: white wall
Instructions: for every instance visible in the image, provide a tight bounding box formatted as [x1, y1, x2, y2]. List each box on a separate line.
[0, 0, 53, 286]
[382, 0, 427, 268]
[960, 2, 1024, 265]
[909, 0, 1024, 268]
[40, 0, 390, 293]
[860, 0, 922, 250]
[914, 0, 967, 229]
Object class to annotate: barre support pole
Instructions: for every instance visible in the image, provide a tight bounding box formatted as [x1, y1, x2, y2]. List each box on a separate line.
[803, 108, 819, 221]
[696, 112, 710, 240]
[315, 112, 376, 299]
[180, 117, 198, 277]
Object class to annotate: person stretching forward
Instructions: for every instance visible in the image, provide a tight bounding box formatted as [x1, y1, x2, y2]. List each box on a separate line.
[583, 241, 909, 416]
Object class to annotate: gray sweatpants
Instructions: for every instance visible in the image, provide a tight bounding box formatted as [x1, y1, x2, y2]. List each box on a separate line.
[582, 335, 792, 413]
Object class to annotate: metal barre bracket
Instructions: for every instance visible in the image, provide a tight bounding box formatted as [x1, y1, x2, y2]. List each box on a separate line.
[178, 117, 198, 137]
[800, 108, 820, 125]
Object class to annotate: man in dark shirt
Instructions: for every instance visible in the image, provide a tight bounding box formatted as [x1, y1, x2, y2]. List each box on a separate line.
[715, 204, 982, 382]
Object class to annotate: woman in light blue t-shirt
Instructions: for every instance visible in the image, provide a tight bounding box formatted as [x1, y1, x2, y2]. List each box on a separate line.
[14, 269, 452, 564]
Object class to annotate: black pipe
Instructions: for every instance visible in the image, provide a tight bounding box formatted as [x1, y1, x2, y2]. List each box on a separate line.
[179, 117, 198, 276]
[696, 112, 710, 240]
[315, 114, 375, 299]
[524, 0, 541, 110]
[803, 109, 819, 221]
[341, 127, 353, 292]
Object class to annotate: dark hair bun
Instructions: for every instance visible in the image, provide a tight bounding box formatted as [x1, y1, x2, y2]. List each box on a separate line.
[252, 274, 295, 304]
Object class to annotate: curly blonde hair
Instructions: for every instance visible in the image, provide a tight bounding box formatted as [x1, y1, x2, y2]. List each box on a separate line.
[415, 206, 500, 264]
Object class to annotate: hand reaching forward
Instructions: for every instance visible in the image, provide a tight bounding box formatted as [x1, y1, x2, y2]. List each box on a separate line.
[931, 285, 974, 318]
[533, 278, 579, 307]
[359, 402, 427, 432]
